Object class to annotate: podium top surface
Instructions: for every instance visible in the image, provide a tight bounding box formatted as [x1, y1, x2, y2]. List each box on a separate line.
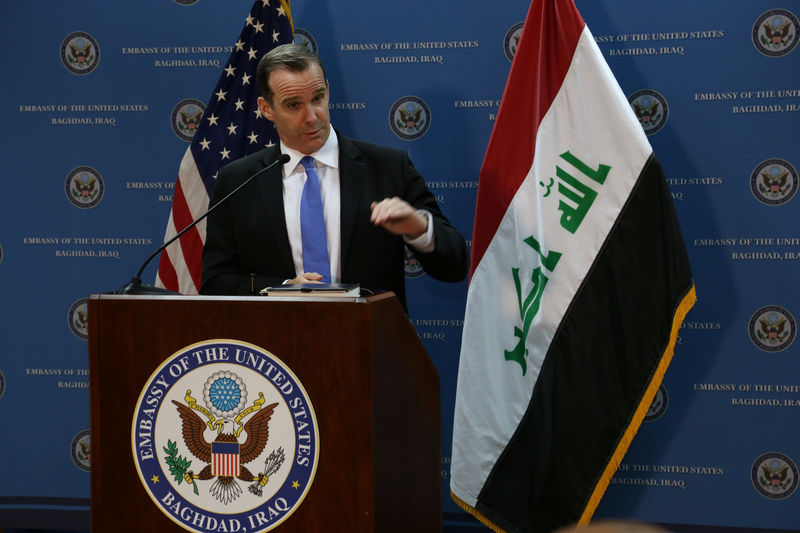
[89, 291, 392, 306]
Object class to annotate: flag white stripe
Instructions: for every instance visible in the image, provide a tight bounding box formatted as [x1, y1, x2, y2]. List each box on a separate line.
[155, 150, 209, 293]
[451, 26, 652, 507]
[164, 233, 195, 294]
[178, 149, 211, 223]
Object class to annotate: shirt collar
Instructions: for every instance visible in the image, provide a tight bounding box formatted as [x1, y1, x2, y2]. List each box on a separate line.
[279, 127, 340, 177]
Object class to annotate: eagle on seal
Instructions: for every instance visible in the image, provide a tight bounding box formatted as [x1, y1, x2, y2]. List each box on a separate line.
[172, 399, 278, 504]
[760, 167, 788, 193]
[759, 315, 786, 341]
[763, 18, 792, 45]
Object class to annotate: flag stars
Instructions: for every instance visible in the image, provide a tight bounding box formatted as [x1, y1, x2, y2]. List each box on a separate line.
[158, 0, 294, 294]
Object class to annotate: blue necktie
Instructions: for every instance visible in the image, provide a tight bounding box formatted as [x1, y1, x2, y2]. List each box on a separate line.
[300, 156, 331, 283]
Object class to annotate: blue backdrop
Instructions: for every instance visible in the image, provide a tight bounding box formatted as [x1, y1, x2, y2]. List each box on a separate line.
[1, 1, 799, 531]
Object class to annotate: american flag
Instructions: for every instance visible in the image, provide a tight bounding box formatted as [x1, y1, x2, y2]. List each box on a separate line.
[155, 0, 294, 293]
[211, 441, 241, 477]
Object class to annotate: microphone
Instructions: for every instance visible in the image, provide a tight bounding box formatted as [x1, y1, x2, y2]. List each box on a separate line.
[115, 153, 291, 294]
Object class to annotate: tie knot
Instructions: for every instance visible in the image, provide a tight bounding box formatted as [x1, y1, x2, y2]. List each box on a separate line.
[300, 156, 315, 171]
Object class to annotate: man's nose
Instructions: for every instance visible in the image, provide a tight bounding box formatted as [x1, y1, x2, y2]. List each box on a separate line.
[303, 105, 317, 124]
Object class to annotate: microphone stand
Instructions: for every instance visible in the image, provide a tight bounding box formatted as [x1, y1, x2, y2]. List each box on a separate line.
[115, 153, 290, 294]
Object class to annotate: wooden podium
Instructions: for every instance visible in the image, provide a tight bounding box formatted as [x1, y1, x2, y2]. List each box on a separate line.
[88, 293, 441, 532]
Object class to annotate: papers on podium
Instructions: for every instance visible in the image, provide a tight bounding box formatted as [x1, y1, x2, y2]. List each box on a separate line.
[259, 283, 360, 297]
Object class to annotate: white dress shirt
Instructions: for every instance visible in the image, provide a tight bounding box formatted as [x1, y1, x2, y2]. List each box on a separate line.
[278, 128, 434, 283]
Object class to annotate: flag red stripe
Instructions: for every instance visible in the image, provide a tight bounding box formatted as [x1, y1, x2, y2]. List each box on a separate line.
[470, 0, 585, 279]
[212, 453, 239, 477]
[156, 241, 179, 291]
[169, 177, 204, 290]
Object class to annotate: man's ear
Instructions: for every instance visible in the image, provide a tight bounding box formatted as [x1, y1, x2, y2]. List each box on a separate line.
[257, 96, 273, 121]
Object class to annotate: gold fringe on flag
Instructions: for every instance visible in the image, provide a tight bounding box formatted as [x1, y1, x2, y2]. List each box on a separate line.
[579, 284, 698, 525]
[451, 490, 507, 533]
[450, 284, 697, 532]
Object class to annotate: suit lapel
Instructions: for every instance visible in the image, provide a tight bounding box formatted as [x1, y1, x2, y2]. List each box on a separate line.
[250, 135, 364, 276]
[338, 135, 365, 272]
[255, 148, 294, 269]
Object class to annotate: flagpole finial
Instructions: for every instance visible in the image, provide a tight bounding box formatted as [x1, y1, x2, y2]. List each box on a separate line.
[279, 0, 294, 34]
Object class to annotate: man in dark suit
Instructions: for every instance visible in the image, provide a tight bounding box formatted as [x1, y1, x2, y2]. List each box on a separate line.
[200, 44, 467, 309]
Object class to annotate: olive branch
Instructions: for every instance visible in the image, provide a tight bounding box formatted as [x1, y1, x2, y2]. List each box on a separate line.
[163, 439, 199, 495]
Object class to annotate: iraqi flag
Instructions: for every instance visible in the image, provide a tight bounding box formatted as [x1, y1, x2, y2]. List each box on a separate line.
[450, 0, 696, 531]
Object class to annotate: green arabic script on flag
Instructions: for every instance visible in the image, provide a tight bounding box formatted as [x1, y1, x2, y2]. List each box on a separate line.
[506, 236, 561, 375]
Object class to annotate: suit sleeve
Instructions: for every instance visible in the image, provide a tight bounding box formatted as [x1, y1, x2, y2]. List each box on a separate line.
[399, 153, 469, 282]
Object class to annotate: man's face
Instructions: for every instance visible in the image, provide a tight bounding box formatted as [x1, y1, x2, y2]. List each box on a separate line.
[257, 63, 331, 155]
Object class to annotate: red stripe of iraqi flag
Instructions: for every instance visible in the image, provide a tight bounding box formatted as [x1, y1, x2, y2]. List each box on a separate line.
[470, 0, 584, 279]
